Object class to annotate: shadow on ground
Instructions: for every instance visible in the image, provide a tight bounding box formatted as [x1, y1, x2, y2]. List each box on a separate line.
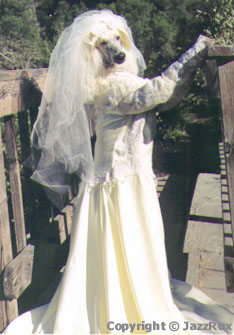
[159, 173, 198, 280]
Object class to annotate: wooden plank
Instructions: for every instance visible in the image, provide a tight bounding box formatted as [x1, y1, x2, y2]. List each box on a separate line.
[23, 241, 59, 309]
[53, 203, 74, 244]
[19, 71, 42, 129]
[184, 173, 224, 253]
[0, 69, 47, 118]
[208, 45, 234, 58]
[219, 62, 234, 145]
[0, 79, 19, 119]
[0, 124, 18, 330]
[225, 257, 234, 292]
[218, 141, 234, 292]
[205, 59, 220, 99]
[156, 174, 170, 197]
[186, 252, 234, 311]
[199, 268, 226, 290]
[224, 236, 233, 247]
[186, 253, 199, 286]
[199, 250, 225, 272]
[188, 173, 222, 219]
[224, 223, 232, 235]
[3, 244, 34, 300]
[0, 126, 13, 268]
[4, 116, 26, 253]
[184, 220, 223, 253]
[203, 288, 234, 313]
[41, 199, 76, 245]
[0, 68, 48, 82]
[17, 112, 31, 161]
[219, 61, 234, 246]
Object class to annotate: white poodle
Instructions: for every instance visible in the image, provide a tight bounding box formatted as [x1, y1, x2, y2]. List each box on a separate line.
[30, 10, 147, 205]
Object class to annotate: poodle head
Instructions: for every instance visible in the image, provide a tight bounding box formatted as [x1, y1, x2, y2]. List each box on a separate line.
[95, 29, 127, 67]
[84, 21, 137, 73]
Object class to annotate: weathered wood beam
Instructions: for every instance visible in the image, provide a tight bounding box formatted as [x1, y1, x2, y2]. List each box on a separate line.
[3, 244, 34, 300]
[205, 59, 220, 99]
[4, 115, 26, 253]
[218, 61, 234, 250]
[52, 202, 74, 244]
[184, 173, 223, 254]
[0, 125, 18, 330]
[0, 69, 47, 118]
[208, 45, 234, 58]
[183, 174, 234, 306]
[0, 68, 47, 85]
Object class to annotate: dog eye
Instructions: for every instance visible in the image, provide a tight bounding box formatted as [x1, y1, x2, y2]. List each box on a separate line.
[101, 40, 107, 46]
[116, 36, 120, 40]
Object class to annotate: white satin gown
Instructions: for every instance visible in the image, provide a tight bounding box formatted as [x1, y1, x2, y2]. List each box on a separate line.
[3, 36, 234, 334]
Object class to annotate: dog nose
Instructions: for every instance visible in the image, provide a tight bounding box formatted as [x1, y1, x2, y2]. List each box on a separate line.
[114, 52, 125, 64]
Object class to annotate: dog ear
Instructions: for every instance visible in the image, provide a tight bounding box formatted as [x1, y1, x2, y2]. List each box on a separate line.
[85, 31, 97, 48]
[118, 29, 131, 50]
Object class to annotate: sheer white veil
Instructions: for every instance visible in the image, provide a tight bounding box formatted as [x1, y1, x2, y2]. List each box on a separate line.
[30, 9, 146, 208]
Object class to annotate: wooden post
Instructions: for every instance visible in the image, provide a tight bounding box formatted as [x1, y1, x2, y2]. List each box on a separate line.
[18, 111, 31, 162]
[4, 116, 26, 253]
[205, 58, 220, 100]
[3, 244, 34, 300]
[0, 125, 18, 330]
[218, 60, 234, 251]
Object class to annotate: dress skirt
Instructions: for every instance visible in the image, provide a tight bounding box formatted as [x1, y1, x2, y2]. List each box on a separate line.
[3, 174, 234, 334]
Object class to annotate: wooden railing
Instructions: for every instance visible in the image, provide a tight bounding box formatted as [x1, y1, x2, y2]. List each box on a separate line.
[207, 46, 234, 255]
[0, 69, 74, 331]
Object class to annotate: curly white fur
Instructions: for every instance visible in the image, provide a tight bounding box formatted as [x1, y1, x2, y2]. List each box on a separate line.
[81, 20, 140, 103]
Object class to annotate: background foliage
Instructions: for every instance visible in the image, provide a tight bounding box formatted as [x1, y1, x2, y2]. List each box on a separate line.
[2, 0, 233, 72]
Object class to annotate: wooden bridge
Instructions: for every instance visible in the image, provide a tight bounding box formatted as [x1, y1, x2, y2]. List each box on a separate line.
[0, 46, 234, 331]
[182, 47, 234, 312]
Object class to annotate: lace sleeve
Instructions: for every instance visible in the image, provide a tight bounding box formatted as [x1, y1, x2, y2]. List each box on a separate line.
[116, 35, 210, 115]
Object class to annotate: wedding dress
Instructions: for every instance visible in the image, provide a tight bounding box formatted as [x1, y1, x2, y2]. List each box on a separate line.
[3, 31, 234, 335]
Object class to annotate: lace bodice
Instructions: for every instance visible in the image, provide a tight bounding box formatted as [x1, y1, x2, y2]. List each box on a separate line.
[94, 111, 156, 183]
[93, 35, 209, 184]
